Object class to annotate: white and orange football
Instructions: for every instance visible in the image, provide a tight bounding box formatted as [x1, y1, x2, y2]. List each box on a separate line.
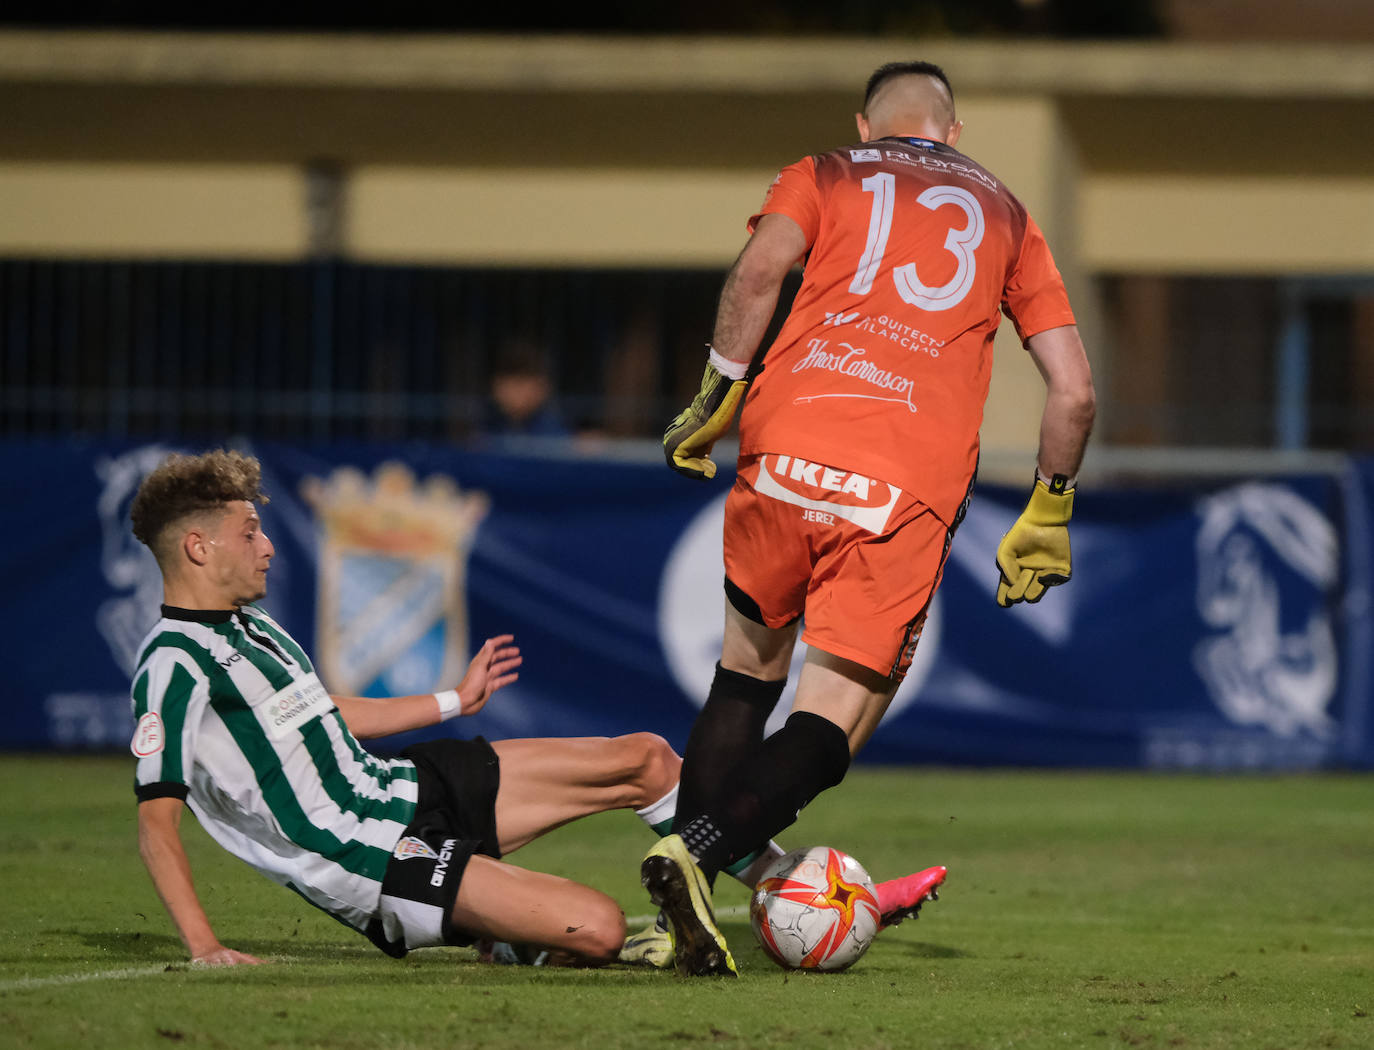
[749, 846, 882, 971]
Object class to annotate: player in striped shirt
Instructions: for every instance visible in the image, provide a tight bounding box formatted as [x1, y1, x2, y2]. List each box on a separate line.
[129, 449, 681, 966]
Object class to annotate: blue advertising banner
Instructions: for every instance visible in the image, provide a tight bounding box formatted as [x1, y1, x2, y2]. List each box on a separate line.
[4, 437, 1370, 770]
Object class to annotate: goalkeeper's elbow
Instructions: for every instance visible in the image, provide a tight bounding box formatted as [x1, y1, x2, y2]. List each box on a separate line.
[1054, 381, 1097, 440]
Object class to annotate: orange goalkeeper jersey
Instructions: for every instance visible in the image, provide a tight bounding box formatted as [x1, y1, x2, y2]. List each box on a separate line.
[739, 136, 1076, 526]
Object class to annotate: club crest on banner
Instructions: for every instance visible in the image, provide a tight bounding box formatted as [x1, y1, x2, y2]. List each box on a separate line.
[302, 463, 488, 698]
[96, 444, 175, 676]
[1193, 483, 1339, 739]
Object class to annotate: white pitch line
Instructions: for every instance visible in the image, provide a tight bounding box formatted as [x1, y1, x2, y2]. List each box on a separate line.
[624, 904, 750, 927]
[0, 964, 174, 993]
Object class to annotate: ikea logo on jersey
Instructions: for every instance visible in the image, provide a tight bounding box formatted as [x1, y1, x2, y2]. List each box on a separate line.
[770, 456, 878, 500]
[755, 457, 903, 535]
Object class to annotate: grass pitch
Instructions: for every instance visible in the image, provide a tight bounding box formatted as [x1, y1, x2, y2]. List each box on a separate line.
[1, 757, 1370, 1050]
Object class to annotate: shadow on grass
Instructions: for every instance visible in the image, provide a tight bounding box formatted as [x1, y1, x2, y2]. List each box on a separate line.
[882, 940, 970, 959]
[57, 929, 967, 984]
[62, 934, 635, 984]
[65, 930, 376, 964]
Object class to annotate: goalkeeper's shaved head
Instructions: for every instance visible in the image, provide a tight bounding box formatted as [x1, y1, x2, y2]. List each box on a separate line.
[859, 61, 960, 144]
[131, 449, 269, 567]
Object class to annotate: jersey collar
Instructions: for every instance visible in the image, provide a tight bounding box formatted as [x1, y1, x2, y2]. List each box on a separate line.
[882, 135, 945, 150]
[162, 604, 235, 624]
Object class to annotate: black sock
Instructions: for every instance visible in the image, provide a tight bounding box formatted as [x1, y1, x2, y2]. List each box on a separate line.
[678, 814, 729, 870]
[672, 663, 785, 834]
[683, 711, 851, 879]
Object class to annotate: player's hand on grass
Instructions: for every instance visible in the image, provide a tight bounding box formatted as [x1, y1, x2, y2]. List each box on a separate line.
[453, 635, 522, 716]
[191, 945, 265, 967]
[996, 475, 1074, 607]
[663, 357, 748, 480]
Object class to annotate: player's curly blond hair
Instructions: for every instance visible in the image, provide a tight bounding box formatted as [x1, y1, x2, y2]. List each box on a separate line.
[130, 449, 270, 563]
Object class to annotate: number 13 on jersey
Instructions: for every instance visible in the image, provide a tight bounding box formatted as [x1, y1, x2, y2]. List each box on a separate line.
[848, 175, 985, 312]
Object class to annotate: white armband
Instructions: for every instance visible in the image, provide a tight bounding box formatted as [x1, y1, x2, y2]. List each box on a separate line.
[708, 346, 749, 381]
[434, 689, 462, 719]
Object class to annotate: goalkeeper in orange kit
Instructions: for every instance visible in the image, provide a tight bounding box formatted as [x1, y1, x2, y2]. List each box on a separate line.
[643, 60, 1096, 977]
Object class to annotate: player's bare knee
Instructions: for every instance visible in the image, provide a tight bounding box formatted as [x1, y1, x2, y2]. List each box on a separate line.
[570, 897, 627, 965]
[605, 732, 680, 808]
[635, 732, 681, 804]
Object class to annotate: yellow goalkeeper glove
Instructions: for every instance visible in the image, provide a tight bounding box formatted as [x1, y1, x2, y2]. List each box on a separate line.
[663, 356, 748, 480]
[995, 474, 1075, 607]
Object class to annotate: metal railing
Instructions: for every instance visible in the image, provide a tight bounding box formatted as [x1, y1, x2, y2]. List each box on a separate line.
[0, 258, 748, 441]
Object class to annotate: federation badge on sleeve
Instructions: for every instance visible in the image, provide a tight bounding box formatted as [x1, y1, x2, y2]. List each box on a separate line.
[131, 711, 164, 758]
[302, 462, 489, 698]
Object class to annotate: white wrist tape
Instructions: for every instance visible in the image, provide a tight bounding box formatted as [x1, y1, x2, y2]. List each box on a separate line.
[434, 689, 462, 718]
[708, 347, 749, 381]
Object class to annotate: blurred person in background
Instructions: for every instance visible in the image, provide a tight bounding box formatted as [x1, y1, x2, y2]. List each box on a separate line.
[644, 60, 1096, 976]
[482, 339, 569, 439]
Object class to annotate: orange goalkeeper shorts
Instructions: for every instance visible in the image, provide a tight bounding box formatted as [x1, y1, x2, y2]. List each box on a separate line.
[722, 453, 958, 681]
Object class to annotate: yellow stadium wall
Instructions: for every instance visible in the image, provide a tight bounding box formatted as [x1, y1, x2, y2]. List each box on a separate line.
[2, 32, 1371, 461]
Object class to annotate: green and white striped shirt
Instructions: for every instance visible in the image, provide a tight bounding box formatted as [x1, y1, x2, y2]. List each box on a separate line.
[130, 604, 419, 932]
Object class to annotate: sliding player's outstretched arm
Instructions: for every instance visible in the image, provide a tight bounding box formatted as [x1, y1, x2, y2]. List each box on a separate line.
[333, 635, 522, 740]
[138, 796, 263, 966]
